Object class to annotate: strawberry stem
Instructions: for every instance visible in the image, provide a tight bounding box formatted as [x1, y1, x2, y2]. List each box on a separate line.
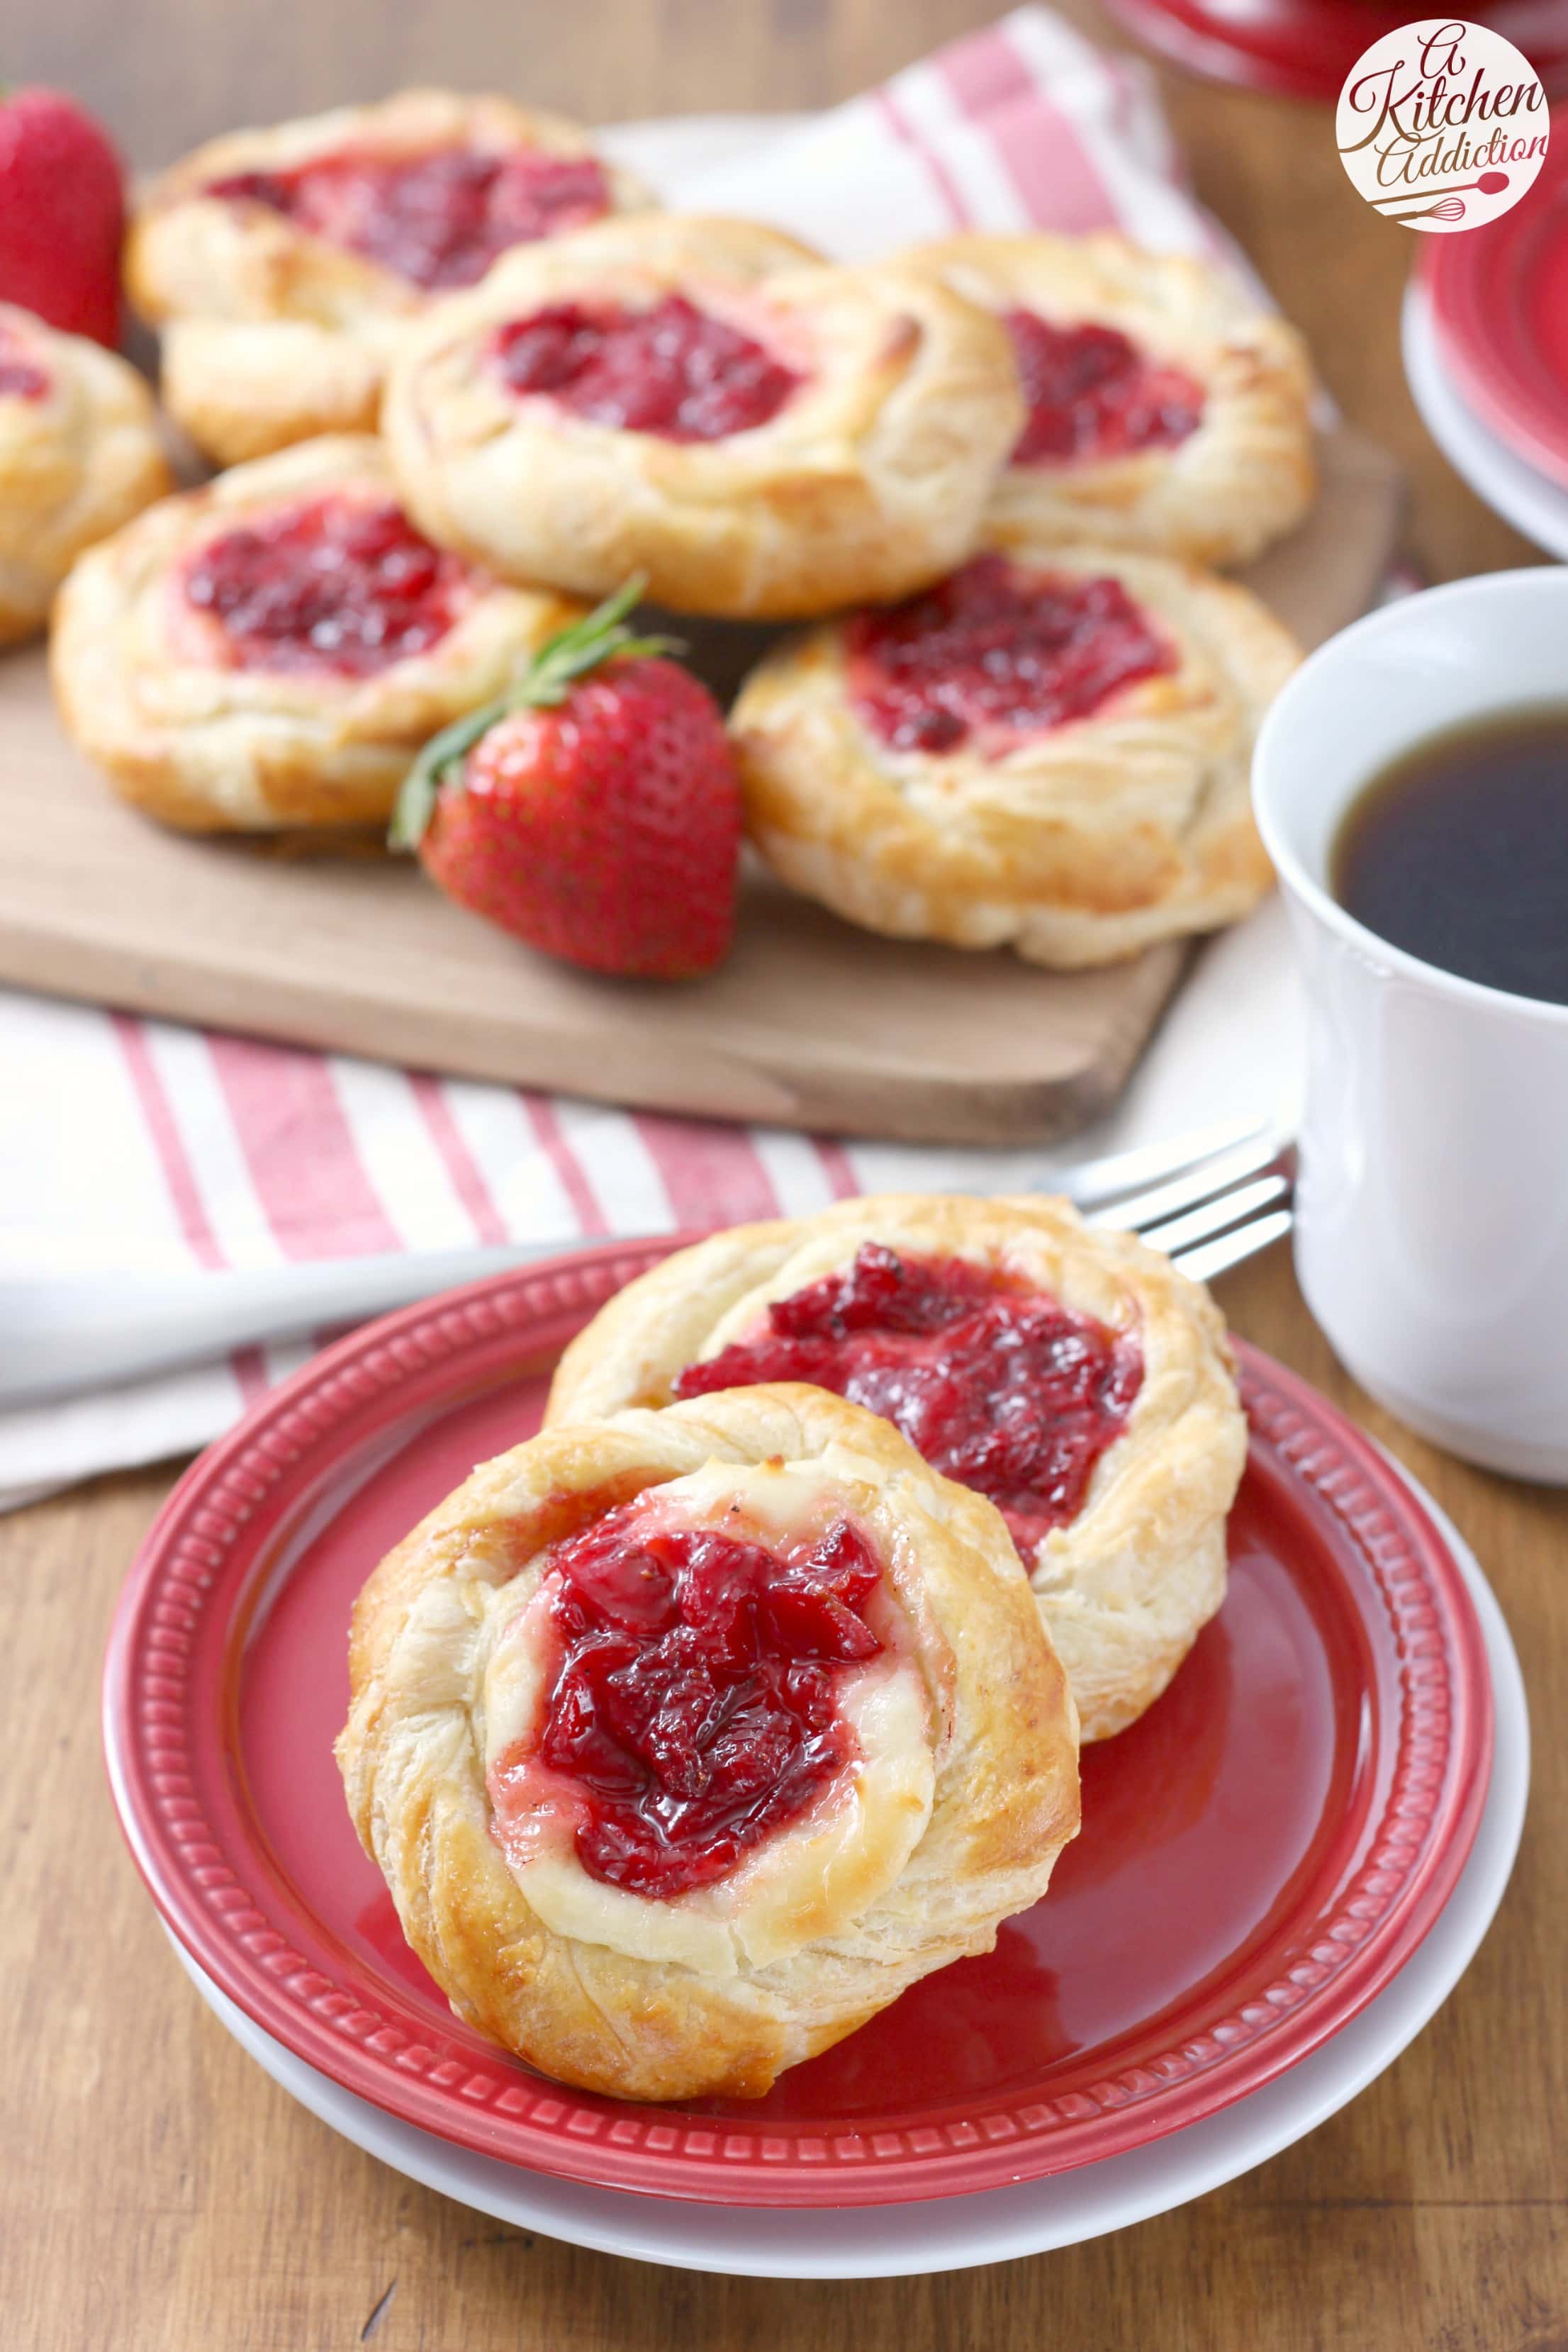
[391, 574, 681, 851]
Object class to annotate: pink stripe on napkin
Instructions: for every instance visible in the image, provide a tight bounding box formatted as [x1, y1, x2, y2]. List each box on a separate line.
[875, 89, 974, 228]
[208, 1035, 403, 1260]
[634, 1114, 783, 1230]
[522, 1096, 607, 1236]
[946, 26, 1123, 231]
[409, 1075, 509, 1247]
[112, 1014, 225, 1272]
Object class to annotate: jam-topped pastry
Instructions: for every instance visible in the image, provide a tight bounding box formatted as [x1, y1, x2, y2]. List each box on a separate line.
[202, 145, 613, 291]
[844, 553, 1177, 755]
[672, 1242, 1143, 1557]
[381, 213, 1026, 620]
[729, 539, 1299, 968]
[125, 91, 655, 467]
[491, 293, 802, 441]
[337, 1384, 1078, 2102]
[181, 495, 469, 678]
[0, 302, 173, 648]
[547, 1194, 1249, 1742]
[490, 1500, 890, 1901]
[1004, 310, 1204, 467]
[907, 232, 1316, 567]
[51, 435, 585, 832]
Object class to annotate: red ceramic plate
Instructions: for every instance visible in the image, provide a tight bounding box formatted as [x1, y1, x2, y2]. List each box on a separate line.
[103, 1239, 1492, 2208]
[1423, 116, 1568, 486]
[1102, 1, 1568, 102]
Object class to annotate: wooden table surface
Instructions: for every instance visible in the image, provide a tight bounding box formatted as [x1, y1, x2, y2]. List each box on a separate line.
[5, 4, 1562, 2346]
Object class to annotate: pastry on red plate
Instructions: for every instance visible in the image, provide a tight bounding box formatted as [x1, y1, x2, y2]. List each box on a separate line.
[547, 1195, 1248, 1742]
[336, 1384, 1078, 2102]
[907, 232, 1316, 567]
[125, 91, 655, 466]
[50, 433, 583, 831]
[728, 541, 1298, 967]
[0, 302, 172, 646]
[381, 213, 1025, 620]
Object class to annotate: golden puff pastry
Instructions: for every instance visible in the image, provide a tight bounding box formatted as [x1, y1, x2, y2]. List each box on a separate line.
[906, 233, 1316, 568]
[381, 212, 1026, 620]
[336, 1384, 1078, 2103]
[50, 434, 584, 831]
[547, 1195, 1247, 1742]
[126, 91, 656, 466]
[0, 304, 173, 647]
[728, 542, 1299, 968]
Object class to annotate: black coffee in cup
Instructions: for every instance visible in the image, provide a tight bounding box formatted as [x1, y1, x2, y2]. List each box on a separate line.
[1331, 705, 1568, 1005]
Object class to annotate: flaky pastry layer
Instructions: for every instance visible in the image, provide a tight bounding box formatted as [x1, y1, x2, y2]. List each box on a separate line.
[337, 1384, 1078, 2102]
[381, 213, 1026, 619]
[547, 1196, 1248, 1740]
[0, 305, 174, 645]
[50, 434, 584, 831]
[126, 90, 656, 466]
[908, 231, 1316, 566]
[729, 542, 1299, 966]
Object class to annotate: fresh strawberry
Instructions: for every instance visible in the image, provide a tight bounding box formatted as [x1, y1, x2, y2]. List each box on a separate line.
[0, 86, 125, 346]
[394, 580, 742, 980]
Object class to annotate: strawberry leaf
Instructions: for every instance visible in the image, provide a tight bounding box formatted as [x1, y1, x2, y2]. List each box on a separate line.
[518, 575, 681, 705]
[388, 574, 682, 850]
[390, 700, 507, 848]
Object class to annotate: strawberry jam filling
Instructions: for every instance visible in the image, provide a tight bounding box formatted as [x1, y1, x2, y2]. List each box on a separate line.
[181, 494, 468, 676]
[205, 145, 611, 290]
[1005, 309, 1204, 467]
[846, 551, 1176, 755]
[491, 1507, 885, 1898]
[492, 293, 802, 440]
[675, 1244, 1141, 1554]
[0, 327, 48, 401]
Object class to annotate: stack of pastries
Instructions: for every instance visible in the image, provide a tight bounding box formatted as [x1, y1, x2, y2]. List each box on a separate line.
[337, 1192, 1248, 2100]
[10, 87, 1318, 969]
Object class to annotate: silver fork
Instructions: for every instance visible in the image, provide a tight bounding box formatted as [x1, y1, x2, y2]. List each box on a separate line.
[0, 1119, 1294, 1409]
[1074, 1123, 1296, 1280]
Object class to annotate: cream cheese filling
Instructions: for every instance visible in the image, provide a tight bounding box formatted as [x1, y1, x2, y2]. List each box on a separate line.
[479, 1455, 935, 1979]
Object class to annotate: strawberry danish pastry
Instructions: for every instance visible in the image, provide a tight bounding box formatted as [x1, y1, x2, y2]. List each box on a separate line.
[728, 542, 1299, 967]
[907, 233, 1316, 567]
[381, 213, 1025, 619]
[337, 1384, 1078, 2102]
[126, 91, 655, 466]
[50, 434, 583, 830]
[547, 1196, 1248, 1742]
[0, 303, 172, 646]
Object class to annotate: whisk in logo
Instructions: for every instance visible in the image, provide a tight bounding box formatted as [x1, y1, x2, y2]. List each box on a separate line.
[1337, 18, 1549, 231]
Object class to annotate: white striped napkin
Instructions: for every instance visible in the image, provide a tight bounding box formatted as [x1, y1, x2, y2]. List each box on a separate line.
[0, 7, 1305, 1508]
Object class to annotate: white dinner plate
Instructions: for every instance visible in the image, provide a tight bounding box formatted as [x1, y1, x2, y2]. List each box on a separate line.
[166, 1461, 1526, 2280]
[1403, 282, 1568, 562]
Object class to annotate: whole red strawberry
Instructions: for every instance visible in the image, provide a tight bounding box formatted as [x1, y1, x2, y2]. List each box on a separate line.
[394, 581, 741, 979]
[0, 86, 124, 346]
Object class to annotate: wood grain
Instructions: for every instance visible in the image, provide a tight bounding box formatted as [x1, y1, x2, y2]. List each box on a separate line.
[0, 428, 1398, 1142]
[3, 3, 1561, 2347]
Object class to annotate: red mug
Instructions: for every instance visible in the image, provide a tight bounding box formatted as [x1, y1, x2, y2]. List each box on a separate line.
[1099, 1, 1568, 101]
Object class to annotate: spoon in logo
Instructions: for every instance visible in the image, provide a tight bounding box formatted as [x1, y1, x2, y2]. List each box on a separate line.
[1374, 171, 1509, 210]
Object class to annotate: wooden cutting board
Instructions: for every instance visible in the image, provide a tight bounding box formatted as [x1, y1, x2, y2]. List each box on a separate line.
[0, 427, 1401, 1146]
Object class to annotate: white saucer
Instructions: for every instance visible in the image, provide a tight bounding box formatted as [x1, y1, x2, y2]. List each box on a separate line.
[169, 1466, 1525, 2280]
[1403, 281, 1568, 561]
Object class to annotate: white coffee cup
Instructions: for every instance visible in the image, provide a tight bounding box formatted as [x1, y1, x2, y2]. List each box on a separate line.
[1253, 568, 1568, 1483]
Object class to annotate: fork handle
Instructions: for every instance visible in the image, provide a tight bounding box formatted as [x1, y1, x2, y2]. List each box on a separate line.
[0, 1241, 584, 1408]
